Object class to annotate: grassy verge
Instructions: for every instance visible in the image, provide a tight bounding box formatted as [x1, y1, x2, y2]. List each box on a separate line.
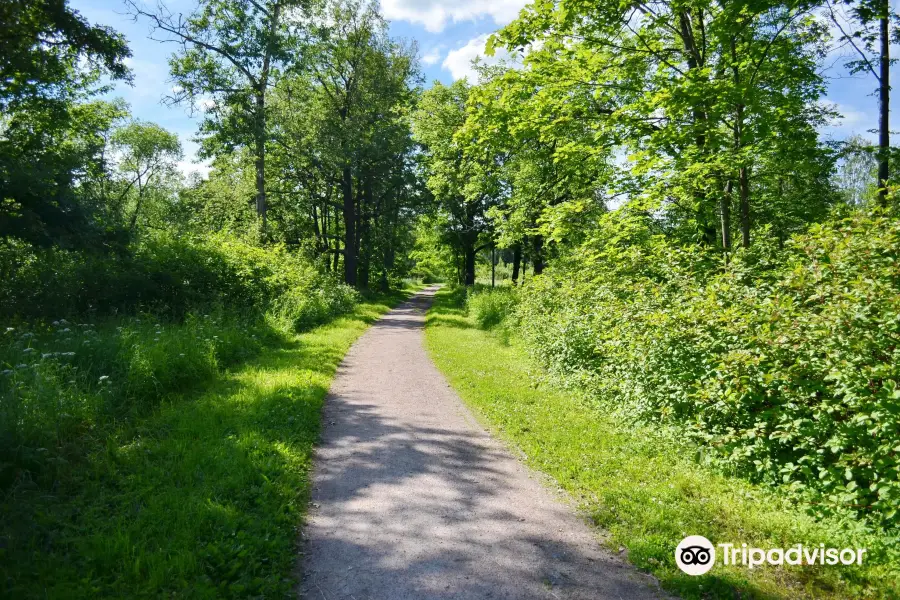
[424, 287, 899, 600]
[1, 288, 412, 598]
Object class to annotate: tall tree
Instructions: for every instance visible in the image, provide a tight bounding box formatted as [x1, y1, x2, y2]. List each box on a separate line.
[129, 0, 313, 235]
[491, 0, 835, 250]
[111, 121, 183, 231]
[272, 0, 418, 286]
[412, 80, 496, 285]
[827, 0, 898, 206]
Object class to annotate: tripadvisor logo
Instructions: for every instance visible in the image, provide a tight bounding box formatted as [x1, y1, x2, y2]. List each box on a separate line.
[676, 536, 715, 575]
[675, 536, 867, 576]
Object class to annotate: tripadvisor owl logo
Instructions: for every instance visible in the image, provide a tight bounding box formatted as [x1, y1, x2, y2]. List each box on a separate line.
[675, 535, 868, 576]
[675, 535, 716, 575]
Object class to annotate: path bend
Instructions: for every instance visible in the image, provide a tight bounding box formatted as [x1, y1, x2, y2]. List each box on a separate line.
[298, 287, 667, 600]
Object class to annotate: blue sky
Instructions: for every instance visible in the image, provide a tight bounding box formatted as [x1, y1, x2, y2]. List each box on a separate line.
[70, 0, 896, 176]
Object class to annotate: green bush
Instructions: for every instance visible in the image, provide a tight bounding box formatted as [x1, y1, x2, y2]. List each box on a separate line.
[466, 287, 518, 330]
[0, 232, 358, 329]
[0, 232, 359, 488]
[517, 211, 900, 528]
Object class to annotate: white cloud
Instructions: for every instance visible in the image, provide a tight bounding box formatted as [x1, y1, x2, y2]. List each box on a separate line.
[820, 100, 874, 140]
[177, 159, 212, 179]
[122, 57, 169, 100]
[176, 137, 212, 179]
[422, 48, 443, 66]
[442, 34, 515, 81]
[381, 0, 529, 33]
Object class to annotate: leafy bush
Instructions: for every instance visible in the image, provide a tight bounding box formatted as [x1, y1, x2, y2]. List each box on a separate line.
[0, 232, 358, 488]
[0, 232, 357, 329]
[466, 287, 519, 330]
[517, 211, 900, 528]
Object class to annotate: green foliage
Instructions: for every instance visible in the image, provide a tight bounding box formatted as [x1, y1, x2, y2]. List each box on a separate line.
[0, 233, 357, 328]
[426, 287, 900, 599]
[0, 293, 403, 598]
[466, 287, 518, 330]
[0, 0, 130, 110]
[516, 211, 900, 527]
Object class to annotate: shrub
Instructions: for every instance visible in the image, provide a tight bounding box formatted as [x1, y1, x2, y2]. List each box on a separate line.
[517, 211, 900, 528]
[466, 287, 518, 330]
[0, 232, 358, 330]
[0, 232, 359, 487]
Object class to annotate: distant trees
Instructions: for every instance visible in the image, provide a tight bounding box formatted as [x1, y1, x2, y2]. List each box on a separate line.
[111, 121, 183, 231]
[412, 80, 497, 285]
[266, 0, 421, 287]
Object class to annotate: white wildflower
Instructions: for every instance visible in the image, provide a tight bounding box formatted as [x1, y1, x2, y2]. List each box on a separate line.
[99, 375, 109, 382]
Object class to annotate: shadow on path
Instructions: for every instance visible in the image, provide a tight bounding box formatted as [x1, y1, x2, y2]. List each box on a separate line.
[298, 288, 667, 600]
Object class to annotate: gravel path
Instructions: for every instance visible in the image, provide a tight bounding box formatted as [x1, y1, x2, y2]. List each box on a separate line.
[298, 287, 667, 599]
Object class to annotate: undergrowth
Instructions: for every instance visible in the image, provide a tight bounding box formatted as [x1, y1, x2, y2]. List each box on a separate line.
[426, 286, 900, 600]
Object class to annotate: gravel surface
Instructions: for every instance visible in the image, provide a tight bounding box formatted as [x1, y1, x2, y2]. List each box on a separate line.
[298, 287, 668, 599]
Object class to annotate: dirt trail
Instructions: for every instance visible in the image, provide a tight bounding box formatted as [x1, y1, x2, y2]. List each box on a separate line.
[298, 287, 667, 599]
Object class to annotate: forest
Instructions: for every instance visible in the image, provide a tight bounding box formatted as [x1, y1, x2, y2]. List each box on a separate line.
[1, 0, 899, 598]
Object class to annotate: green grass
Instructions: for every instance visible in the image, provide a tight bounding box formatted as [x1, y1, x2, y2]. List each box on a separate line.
[424, 287, 900, 600]
[0, 288, 412, 598]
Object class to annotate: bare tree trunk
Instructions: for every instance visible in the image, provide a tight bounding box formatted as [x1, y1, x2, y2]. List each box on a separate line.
[491, 247, 496, 288]
[739, 165, 750, 248]
[129, 178, 144, 232]
[532, 236, 545, 275]
[731, 37, 750, 248]
[342, 165, 357, 286]
[254, 92, 267, 237]
[511, 244, 521, 286]
[879, 10, 890, 206]
[464, 244, 476, 286]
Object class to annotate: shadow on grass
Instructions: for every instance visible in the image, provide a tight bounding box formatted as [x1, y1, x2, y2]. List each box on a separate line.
[0, 292, 410, 599]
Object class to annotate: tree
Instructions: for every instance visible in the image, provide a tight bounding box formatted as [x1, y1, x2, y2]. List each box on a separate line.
[836, 135, 879, 205]
[412, 80, 497, 285]
[826, 0, 898, 206]
[0, 0, 130, 110]
[111, 121, 183, 231]
[491, 0, 836, 250]
[270, 0, 420, 287]
[129, 0, 313, 236]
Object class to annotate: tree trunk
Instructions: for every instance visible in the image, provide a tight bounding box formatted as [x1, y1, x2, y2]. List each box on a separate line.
[254, 92, 267, 237]
[532, 236, 545, 275]
[878, 11, 890, 206]
[342, 165, 357, 287]
[739, 165, 750, 248]
[680, 10, 716, 243]
[491, 247, 496, 288]
[732, 37, 750, 248]
[463, 244, 476, 286]
[129, 178, 144, 232]
[511, 244, 521, 285]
